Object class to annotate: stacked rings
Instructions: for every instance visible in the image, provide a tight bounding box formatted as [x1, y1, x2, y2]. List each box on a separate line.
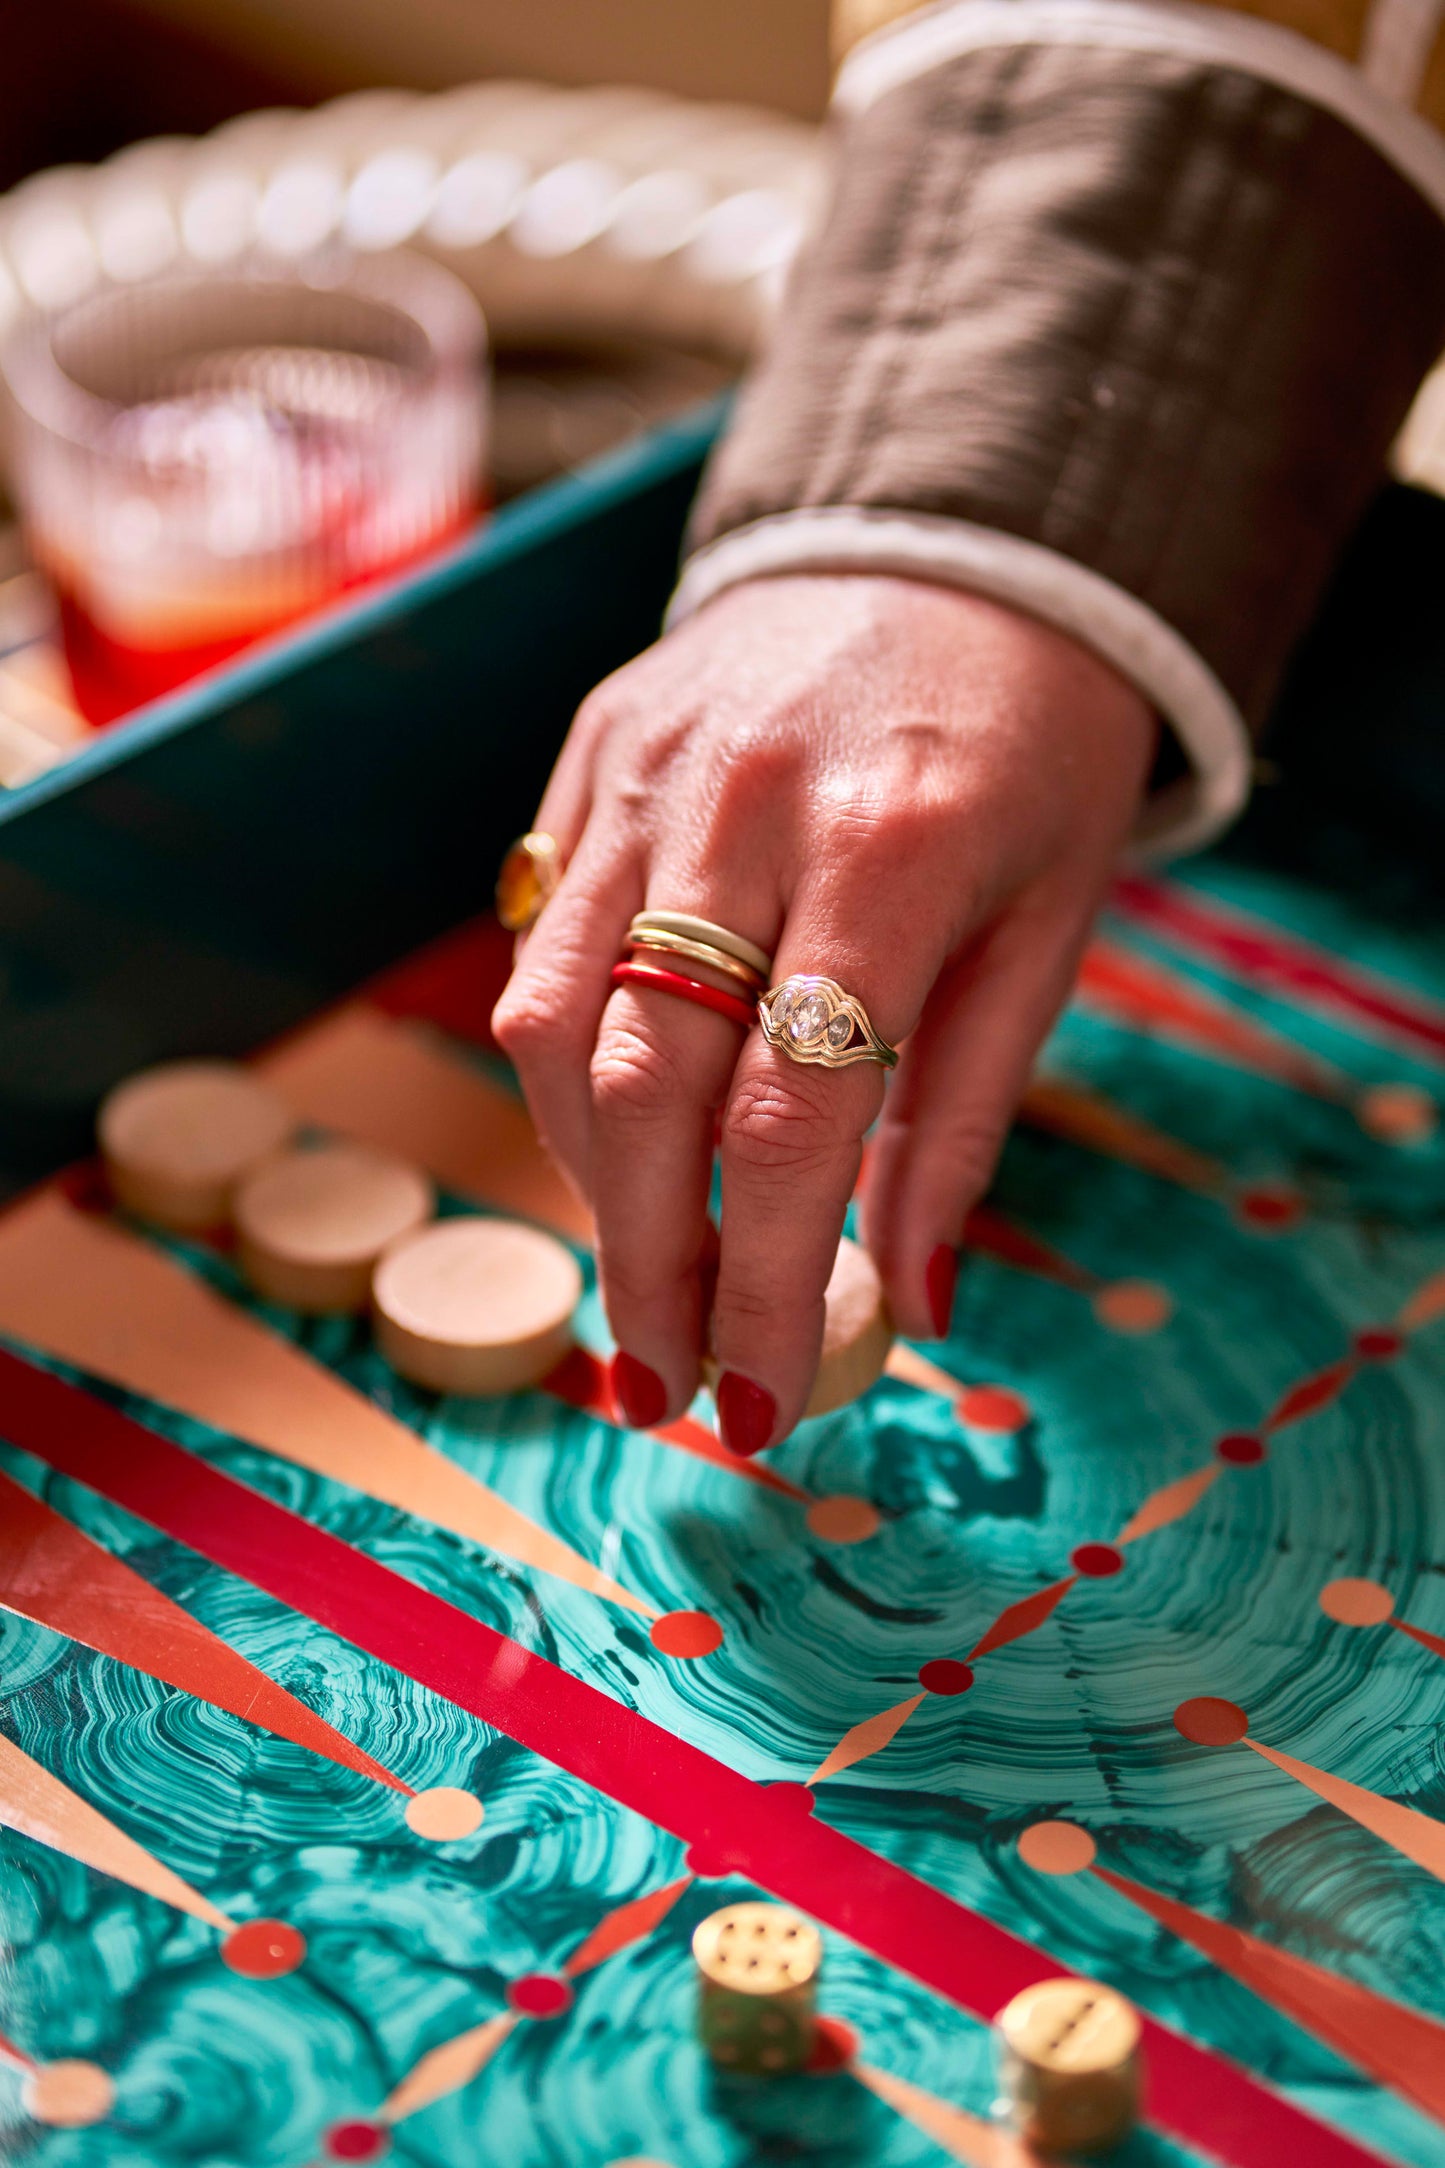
[611, 911, 773, 1030]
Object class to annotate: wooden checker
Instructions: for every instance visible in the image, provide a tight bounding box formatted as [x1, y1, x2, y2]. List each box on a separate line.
[234, 1142, 434, 1313]
[372, 1215, 583, 1396]
[995, 1977, 1141, 2155]
[802, 1235, 895, 1419]
[98, 1061, 296, 1232]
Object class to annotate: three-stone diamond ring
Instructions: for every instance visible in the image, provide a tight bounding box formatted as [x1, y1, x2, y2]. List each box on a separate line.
[758, 975, 899, 1070]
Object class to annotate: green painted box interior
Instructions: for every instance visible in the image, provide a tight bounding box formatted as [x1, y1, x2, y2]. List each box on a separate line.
[0, 402, 719, 1192]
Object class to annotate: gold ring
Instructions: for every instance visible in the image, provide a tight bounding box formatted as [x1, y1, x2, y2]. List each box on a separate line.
[496, 832, 562, 932]
[627, 926, 765, 991]
[759, 975, 899, 1070]
[630, 911, 772, 981]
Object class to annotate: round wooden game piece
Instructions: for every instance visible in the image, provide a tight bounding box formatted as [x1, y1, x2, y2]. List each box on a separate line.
[995, 1977, 1142, 2156]
[693, 1901, 823, 2075]
[372, 1215, 583, 1396]
[802, 1236, 894, 1419]
[98, 1060, 296, 1232]
[234, 1142, 434, 1313]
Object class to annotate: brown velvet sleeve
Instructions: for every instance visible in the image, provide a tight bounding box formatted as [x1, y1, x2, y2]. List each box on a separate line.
[686, 41, 1445, 738]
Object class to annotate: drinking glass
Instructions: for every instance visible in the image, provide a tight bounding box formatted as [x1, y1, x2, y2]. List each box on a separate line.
[1, 251, 487, 724]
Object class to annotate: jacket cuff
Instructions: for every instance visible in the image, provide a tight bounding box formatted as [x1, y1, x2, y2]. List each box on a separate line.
[680, 15, 1445, 854]
[668, 508, 1248, 855]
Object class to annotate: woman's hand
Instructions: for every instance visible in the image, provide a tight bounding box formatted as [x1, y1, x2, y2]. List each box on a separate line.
[493, 573, 1156, 1453]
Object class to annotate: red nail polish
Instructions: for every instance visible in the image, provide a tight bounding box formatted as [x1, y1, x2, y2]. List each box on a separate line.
[611, 1351, 667, 1430]
[717, 1372, 776, 1458]
[926, 1244, 958, 1338]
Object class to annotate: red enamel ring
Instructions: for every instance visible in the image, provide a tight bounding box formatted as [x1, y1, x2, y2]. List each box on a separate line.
[609, 960, 757, 1030]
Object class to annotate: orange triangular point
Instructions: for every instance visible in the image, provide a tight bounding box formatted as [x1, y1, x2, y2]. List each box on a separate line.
[565, 1874, 694, 1977]
[1247, 1739, 1445, 1883]
[1096, 1865, 1445, 2125]
[0, 1194, 651, 1617]
[810, 1694, 926, 1785]
[968, 1579, 1077, 1660]
[0, 1470, 406, 1793]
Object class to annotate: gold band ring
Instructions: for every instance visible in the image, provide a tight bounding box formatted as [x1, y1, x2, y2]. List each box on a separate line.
[629, 911, 772, 981]
[496, 832, 562, 932]
[759, 975, 899, 1070]
[626, 927, 765, 992]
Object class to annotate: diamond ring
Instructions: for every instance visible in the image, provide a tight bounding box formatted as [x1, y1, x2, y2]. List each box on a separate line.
[758, 975, 899, 1070]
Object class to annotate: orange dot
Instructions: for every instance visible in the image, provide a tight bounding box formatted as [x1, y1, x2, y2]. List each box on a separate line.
[404, 1786, 485, 1841]
[1319, 1576, 1395, 1627]
[21, 2061, 115, 2128]
[1017, 1821, 1097, 1877]
[1357, 1084, 1437, 1145]
[1093, 1280, 1173, 1334]
[958, 1384, 1031, 1432]
[805, 1495, 881, 1544]
[222, 1919, 307, 1978]
[650, 1609, 723, 1659]
[1174, 1696, 1249, 1746]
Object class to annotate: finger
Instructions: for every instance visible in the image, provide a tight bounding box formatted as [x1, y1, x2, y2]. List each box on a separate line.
[860, 890, 1098, 1340]
[591, 885, 781, 1429]
[712, 885, 943, 1455]
[491, 824, 643, 1201]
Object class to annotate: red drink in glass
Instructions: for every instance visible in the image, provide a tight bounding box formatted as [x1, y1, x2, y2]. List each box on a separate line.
[3, 255, 487, 725]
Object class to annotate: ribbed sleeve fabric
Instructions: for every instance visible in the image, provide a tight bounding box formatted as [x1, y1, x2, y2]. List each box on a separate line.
[676, 31, 1445, 852]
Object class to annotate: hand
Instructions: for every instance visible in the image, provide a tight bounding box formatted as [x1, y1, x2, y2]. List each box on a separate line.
[493, 573, 1156, 1452]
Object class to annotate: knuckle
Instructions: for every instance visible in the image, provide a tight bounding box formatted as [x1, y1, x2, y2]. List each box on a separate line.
[723, 1072, 850, 1179]
[492, 983, 570, 1066]
[590, 1020, 690, 1128]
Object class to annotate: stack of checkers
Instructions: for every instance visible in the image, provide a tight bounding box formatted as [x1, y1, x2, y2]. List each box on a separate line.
[96, 1058, 892, 1419]
[96, 1060, 583, 1395]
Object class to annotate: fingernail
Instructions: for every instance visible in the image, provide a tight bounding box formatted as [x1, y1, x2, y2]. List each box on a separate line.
[926, 1244, 958, 1339]
[611, 1351, 668, 1430]
[716, 1371, 777, 1458]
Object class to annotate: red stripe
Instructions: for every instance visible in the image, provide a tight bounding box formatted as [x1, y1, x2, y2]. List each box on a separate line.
[1113, 878, 1445, 1064]
[0, 1348, 1389, 2168]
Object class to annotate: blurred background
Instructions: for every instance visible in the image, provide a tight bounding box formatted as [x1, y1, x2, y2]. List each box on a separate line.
[0, 0, 1442, 795]
[0, 0, 831, 782]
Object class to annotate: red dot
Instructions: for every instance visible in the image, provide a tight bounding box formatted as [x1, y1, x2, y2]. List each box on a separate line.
[1070, 1543, 1124, 1578]
[222, 1920, 306, 1978]
[767, 1783, 817, 1818]
[1174, 1696, 1249, 1746]
[1354, 1329, 1403, 1362]
[807, 2017, 860, 2073]
[649, 1610, 723, 1659]
[1237, 1185, 1305, 1230]
[507, 1973, 573, 2020]
[325, 2123, 390, 2163]
[957, 1385, 1031, 1433]
[918, 1659, 974, 1696]
[684, 1840, 735, 1878]
[1217, 1433, 1266, 1465]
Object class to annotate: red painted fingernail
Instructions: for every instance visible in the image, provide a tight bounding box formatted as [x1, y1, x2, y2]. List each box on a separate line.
[611, 1352, 668, 1430]
[716, 1372, 777, 1458]
[926, 1244, 958, 1338]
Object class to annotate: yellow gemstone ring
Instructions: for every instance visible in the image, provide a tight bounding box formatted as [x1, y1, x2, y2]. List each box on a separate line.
[759, 975, 898, 1070]
[495, 832, 562, 933]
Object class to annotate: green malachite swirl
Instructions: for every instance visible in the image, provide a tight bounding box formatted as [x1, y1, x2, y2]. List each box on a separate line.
[4, 849, 1445, 2168]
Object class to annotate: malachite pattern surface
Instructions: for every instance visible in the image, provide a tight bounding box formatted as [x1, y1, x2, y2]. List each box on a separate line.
[2, 844, 1445, 2168]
